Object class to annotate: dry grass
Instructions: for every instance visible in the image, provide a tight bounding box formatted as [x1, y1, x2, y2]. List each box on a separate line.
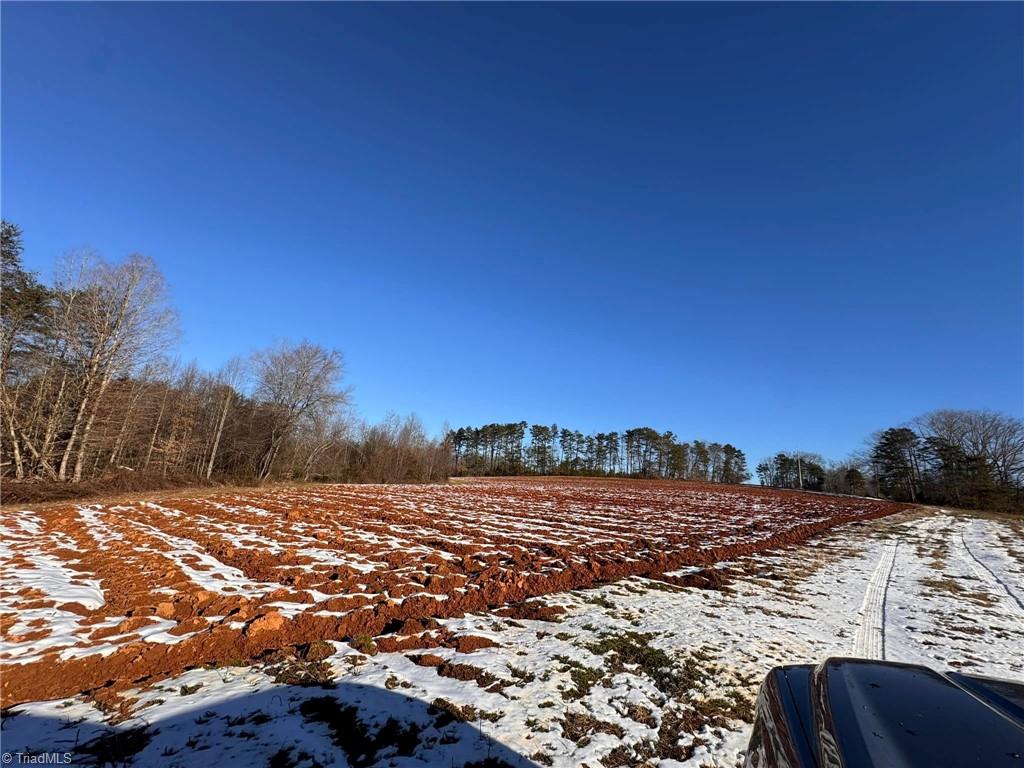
[0, 470, 222, 506]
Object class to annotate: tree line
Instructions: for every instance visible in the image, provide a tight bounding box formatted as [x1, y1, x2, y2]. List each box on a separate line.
[447, 422, 750, 483]
[7, 220, 1019, 512]
[756, 452, 867, 496]
[757, 410, 1024, 511]
[0, 221, 448, 495]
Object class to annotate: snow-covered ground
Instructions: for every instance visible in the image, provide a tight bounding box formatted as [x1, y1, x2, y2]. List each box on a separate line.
[2, 508, 1021, 768]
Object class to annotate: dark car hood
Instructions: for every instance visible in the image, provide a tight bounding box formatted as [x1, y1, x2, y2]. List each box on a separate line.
[814, 658, 1024, 767]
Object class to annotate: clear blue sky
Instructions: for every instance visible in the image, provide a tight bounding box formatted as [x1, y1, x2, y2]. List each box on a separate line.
[3, 2, 1022, 464]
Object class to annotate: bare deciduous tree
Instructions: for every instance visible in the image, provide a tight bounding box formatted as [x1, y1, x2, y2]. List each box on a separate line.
[1, 222, 451, 497]
[51, 252, 178, 481]
[251, 341, 348, 480]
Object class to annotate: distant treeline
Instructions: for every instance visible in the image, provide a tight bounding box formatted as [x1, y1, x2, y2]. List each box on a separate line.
[447, 422, 750, 483]
[756, 453, 868, 496]
[757, 410, 1024, 512]
[0, 221, 447, 495]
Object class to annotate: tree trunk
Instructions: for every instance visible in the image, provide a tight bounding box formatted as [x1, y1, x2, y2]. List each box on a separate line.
[302, 443, 328, 482]
[108, 381, 145, 468]
[58, 374, 94, 480]
[258, 434, 283, 481]
[20, 431, 58, 480]
[40, 367, 69, 465]
[3, 399, 25, 479]
[72, 372, 112, 482]
[58, 351, 106, 481]
[144, 390, 168, 469]
[205, 389, 231, 479]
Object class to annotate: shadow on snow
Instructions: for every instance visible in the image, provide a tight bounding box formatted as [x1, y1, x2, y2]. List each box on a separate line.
[0, 680, 542, 768]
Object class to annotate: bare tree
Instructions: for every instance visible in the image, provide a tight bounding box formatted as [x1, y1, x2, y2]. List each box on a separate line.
[917, 409, 1024, 489]
[251, 341, 348, 480]
[2, 222, 454, 496]
[48, 253, 177, 481]
[204, 358, 244, 479]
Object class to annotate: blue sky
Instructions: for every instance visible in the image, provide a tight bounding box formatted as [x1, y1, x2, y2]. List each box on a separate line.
[3, 3, 1021, 464]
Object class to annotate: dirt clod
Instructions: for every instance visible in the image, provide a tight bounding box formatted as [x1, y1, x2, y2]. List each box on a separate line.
[245, 611, 285, 636]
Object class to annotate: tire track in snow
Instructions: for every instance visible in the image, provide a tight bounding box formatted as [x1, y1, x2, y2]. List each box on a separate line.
[958, 519, 1024, 616]
[852, 540, 898, 660]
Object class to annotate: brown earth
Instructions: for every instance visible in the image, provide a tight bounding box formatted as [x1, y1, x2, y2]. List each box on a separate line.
[0, 477, 909, 705]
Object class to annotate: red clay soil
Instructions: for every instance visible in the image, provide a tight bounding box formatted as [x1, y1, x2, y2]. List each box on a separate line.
[0, 478, 909, 705]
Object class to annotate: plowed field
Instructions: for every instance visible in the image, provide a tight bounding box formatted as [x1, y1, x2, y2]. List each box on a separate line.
[0, 478, 907, 705]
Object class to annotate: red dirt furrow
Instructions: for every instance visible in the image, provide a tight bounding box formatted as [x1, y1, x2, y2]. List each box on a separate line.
[0, 479, 907, 705]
